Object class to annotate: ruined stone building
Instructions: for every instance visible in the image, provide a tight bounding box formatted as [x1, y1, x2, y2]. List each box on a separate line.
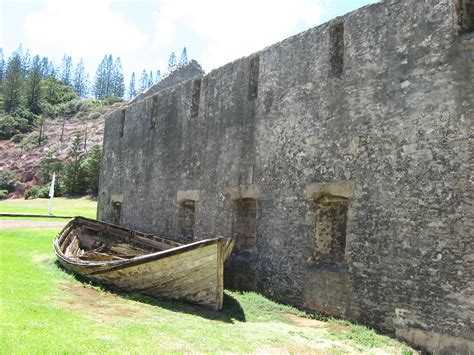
[98, 0, 473, 352]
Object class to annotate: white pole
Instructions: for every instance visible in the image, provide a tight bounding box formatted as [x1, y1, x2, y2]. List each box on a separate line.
[48, 172, 56, 215]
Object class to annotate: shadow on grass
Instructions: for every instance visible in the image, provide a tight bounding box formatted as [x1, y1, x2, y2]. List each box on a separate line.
[55, 260, 246, 323]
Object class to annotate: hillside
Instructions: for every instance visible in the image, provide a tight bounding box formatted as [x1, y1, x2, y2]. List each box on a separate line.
[0, 102, 124, 198]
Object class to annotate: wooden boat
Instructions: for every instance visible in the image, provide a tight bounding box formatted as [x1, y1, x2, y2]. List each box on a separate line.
[54, 217, 234, 310]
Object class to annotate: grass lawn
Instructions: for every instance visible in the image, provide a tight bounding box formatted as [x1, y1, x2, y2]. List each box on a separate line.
[0, 197, 97, 219]
[0, 226, 415, 353]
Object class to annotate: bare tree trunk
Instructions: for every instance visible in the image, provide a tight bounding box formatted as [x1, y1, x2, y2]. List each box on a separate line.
[38, 117, 45, 146]
[83, 121, 88, 152]
[60, 115, 67, 141]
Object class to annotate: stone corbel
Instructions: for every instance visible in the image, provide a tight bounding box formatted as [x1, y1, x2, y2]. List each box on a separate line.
[225, 183, 262, 200]
[305, 181, 354, 203]
[111, 194, 123, 206]
[177, 190, 200, 203]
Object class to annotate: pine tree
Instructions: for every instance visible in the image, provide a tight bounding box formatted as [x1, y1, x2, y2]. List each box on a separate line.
[22, 48, 31, 77]
[128, 72, 136, 99]
[16, 44, 23, 62]
[139, 69, 148, 91]
[112, 57, 125, 98]
[73, 59, 88, 98]
[47, 59, 56, 78]
[39, 149, 63, 195]
[60, 54, 73, 86]
[25, 55, 42, 114]
[93, 56, 105, 99]
[83, 145, 102, 196]
[155, 69, 161, 83]
[16, 44, 31, 78]
[3, 52, 23, 113]
[39, 149, 63, 184]
[0, 48, 5, 84]
[167, 52, 177, 73]
[40, 57, 50, 79]
[63, 134, 87, 196]
[104, 54, 114, 96]
[93, 54, 115, 99]
[179, 47, 188, 67]
[147, 70, 153, 87]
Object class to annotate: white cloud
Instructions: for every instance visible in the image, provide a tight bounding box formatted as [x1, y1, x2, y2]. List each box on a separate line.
[14, 0, 328, 82]
[152, 0, 326, 71]
[24, 0, 148, 62]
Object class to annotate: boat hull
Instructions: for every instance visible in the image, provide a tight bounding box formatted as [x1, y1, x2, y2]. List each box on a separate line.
[54, 217, 229, 310]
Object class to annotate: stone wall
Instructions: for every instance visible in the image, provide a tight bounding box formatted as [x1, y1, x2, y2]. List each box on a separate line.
[98, 0, 473, 352]
[130, 60, 204, 103]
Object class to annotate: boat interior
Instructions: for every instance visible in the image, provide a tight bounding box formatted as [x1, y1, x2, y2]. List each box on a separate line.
[59, 218, 182, 262]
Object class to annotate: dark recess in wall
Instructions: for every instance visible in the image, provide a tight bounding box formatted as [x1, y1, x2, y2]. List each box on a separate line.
[179, 200, 196, 242]
[312, 201, 348, 265]
[458, 0, 474, 33]
[150, 97, 157, 130]
[330, 22, 344, 76]
[119, 110, 126, 138]
[112, 202, 122, 225]
[233, 198, 257, 251]
[191, 78, 202, 118]
[248, 55, 259, 101]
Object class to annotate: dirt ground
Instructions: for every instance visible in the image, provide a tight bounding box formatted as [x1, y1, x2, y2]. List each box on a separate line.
[0, 219, 67, 230]
[282, 312, 327, 327]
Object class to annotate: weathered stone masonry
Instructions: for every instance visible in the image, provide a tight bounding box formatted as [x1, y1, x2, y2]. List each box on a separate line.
[98, 0, 473, 352]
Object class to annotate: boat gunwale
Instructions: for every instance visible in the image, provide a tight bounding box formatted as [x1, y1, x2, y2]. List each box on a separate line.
[71, 216, 183, 247]
[54, 217, 223, 270]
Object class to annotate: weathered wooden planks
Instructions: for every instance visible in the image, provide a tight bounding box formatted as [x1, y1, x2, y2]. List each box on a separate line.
[53, 217, 233, 310]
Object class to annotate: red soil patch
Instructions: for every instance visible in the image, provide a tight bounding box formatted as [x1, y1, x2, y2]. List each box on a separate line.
[282, 313, 327, 327]
[54, 282, 149, 323]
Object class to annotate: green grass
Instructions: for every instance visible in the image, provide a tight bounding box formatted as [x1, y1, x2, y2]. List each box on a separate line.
[0, 226, 414, 353]
[0, 197, 97, 218]
[0, 216, 70, 222]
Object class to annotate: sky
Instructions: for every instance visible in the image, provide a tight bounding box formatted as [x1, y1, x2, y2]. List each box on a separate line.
[0, 0, 379, 83]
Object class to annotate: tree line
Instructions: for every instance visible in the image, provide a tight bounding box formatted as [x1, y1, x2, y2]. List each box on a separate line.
[0, 45, 189, 140]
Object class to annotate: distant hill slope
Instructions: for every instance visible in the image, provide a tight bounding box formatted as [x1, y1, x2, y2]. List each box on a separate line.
[0, 102, 125, 197]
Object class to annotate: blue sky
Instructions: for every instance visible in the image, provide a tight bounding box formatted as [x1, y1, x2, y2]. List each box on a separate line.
[1, 0, 379, 82]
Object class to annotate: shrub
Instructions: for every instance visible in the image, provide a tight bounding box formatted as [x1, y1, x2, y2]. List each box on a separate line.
[78, 99, 103, 112]
[10, 133, 24, 143]
[25, 186, 40, 199]
[13, 108, 40, 125]
[0, 189, 9, 200]
[57, 101, 76, 116]
[89, 112, 101, 120]
[20, 133, 41, 151]
[58, 98, 103, 117]
[0, 170, 20, 192]
[51, 178, 64, 197]
[25, 184, 56, 199]
[0, 113, 30, 140]
[37, 185, 51, 198]
[101, 96, 123, 105]
[40, 102, 58, 118]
